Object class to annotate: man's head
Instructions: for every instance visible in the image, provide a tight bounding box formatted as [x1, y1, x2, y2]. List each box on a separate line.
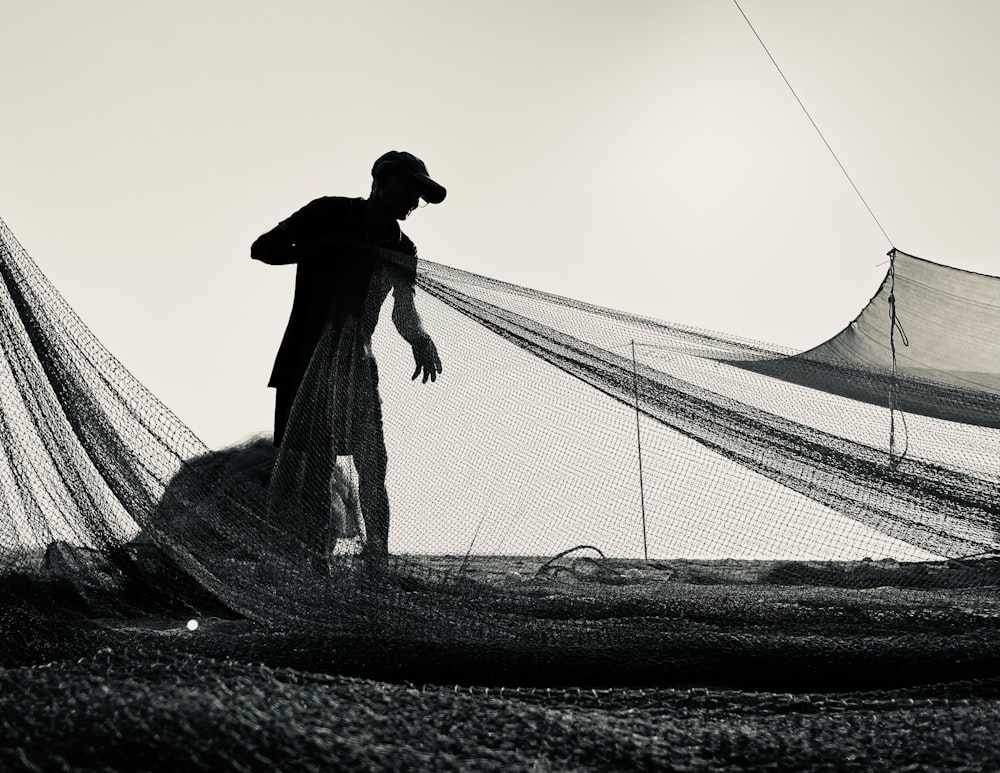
[370, 151, 446, 221]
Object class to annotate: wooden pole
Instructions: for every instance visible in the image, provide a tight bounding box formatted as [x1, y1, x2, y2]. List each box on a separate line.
[632, 340, 649, 561]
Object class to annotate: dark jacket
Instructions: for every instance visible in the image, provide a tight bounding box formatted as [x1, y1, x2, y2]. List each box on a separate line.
[251, 196, 417, 390]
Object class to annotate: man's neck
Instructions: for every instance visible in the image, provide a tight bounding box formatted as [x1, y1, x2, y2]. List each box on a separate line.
[361, 197, 400, 243]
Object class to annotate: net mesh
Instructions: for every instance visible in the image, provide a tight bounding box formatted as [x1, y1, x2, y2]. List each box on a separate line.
[1, 216, 998, 687]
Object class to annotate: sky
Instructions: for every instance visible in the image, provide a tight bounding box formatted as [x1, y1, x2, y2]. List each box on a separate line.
[2, 0, 1000, 449]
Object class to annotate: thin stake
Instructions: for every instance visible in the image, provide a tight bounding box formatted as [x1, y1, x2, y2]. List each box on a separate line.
[631, 340, 649, 561]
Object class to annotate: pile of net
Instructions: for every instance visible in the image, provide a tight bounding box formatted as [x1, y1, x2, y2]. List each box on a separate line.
[0, 215, 998, 687]
[4, 648, 1000, 771]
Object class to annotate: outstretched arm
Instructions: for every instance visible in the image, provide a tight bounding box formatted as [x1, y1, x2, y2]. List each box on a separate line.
[251, 226, 344, 265]
[391, 283, 442, 383]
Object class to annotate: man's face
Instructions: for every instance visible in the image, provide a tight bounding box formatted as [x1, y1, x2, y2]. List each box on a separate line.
[378, 172, 424, 220]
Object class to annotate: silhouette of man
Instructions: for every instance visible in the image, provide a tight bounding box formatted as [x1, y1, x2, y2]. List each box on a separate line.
[251, 151, 444, 573]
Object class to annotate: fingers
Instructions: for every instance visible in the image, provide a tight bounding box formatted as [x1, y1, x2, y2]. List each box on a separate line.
[411, 338, 442, 384]
[427, 343, 442, 378]
[410, 358, 440, 383]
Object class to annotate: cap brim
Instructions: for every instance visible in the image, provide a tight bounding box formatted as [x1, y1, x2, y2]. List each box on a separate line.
[415, 174, 447, 204]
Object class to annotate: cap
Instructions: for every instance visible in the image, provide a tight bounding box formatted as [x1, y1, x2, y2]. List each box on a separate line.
[371, 151, 447, 204]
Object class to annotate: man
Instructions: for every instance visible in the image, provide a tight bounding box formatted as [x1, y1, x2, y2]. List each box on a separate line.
[251, 151, 445, 573]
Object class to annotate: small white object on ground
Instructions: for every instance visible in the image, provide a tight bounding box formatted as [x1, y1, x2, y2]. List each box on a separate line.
[186, 619, 199, 631]
[624, 568, 643, 580]
[504, 571, 524, 585]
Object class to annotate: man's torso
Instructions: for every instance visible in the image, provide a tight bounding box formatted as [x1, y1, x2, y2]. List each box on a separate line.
[268, 196, 416, 388]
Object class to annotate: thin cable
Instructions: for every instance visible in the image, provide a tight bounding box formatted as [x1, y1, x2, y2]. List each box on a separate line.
[732, 0, 894, 247]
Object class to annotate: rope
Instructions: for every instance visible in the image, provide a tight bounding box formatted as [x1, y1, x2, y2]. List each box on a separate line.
[732, 0, 894, 247]
[887, 249, 910, 467]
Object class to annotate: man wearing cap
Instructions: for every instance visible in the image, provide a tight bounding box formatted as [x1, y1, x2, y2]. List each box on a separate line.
[251, 151, 445, 574]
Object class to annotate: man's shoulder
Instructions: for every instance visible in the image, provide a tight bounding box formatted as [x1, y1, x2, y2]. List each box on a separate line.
[280, 196, 361, 236]
[302, 196, 361, 216]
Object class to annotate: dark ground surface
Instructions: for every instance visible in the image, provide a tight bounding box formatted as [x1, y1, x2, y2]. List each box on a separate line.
[2, 648, 999, 771]
[2, 556, 1000, 770]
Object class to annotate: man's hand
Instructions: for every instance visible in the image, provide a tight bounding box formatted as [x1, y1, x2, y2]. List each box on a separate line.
[411, 335, 442, 383]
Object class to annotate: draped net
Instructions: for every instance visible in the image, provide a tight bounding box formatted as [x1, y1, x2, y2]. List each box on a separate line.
[1, 215, 998, 683]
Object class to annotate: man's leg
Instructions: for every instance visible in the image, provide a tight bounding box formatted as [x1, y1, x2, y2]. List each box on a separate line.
[273, 385, 294, 449]
[353, 359, 390, 572]
[356, 435, 389, 566]
[270, 382, 332, 572]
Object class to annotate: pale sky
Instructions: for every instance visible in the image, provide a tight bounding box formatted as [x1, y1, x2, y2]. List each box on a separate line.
[3, 0, 999, 448]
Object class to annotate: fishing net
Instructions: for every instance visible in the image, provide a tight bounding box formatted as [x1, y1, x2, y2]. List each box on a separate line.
[0, 215, 998, 688]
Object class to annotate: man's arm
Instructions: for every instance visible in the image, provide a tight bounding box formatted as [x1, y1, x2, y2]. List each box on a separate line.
[250, 225, 298, 265]
[251, 226, 347, 266]
[391, 281, 442, 384]
[251, 198, 347, 265]
[390, 282, 425, 343]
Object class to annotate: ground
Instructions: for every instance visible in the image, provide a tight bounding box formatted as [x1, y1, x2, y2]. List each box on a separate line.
[2, 556, 999, 770]
[2, 648, 999, 771]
